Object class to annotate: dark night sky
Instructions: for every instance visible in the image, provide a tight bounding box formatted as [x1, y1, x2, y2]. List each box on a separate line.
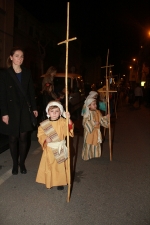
[16, 0, 150, 73]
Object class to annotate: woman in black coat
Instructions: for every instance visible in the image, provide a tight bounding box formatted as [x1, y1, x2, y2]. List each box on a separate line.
[0, 47, 38, 175]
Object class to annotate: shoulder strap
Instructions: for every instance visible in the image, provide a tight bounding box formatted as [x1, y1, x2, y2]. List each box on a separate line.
[8, 68, 31, 107]
[40, 119, 60, 142]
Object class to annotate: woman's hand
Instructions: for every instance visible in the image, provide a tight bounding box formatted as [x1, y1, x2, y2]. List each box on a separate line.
[33, 111, 38, 117]
[2, 115, 9, 125]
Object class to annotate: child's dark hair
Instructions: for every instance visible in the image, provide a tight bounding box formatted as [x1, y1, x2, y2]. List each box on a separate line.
[6, 46, 24, 68]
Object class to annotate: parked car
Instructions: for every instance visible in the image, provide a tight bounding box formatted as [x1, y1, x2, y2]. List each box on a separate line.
[54, 73, 85, 113]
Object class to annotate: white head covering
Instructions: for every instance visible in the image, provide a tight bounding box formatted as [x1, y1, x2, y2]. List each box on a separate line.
[46, 101, 66, 118]
[81, 91, 97, 117]
[81, 98, 96, 118]
[88, 91, 98, 98]
[85, 98, 95, 106]
[84, 91, 98, 105]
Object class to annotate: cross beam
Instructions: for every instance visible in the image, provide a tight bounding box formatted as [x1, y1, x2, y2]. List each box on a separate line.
[58, 37, 77, 45]
[101, 64, 114, 69]
[98, 90, 117, 93]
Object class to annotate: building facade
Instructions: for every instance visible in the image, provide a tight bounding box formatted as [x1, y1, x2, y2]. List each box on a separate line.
[0, 0, 14, 68]
[0, 1, 92, 86]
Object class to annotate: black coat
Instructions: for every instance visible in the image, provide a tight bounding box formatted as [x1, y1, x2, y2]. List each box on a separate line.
[0, 66, 37, 136]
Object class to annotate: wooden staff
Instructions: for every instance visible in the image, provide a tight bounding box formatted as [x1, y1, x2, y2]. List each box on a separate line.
[65, 2, 70, 203]
[106, 50, 112, 161]
[103, 50, 110, 136]
[106, 79, 112, 161]
[100, 49, 113, 161]
[57, 2, 77, 202]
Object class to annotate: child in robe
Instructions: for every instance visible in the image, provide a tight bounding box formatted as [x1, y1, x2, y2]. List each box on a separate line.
[82, 98, 109, 160]
[36, 101, 74, 190]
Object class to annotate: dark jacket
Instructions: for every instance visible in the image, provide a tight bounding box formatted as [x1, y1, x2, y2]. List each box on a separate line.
[0, 66, 37, 136]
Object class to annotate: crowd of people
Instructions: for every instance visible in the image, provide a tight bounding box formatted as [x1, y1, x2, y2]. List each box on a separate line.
[0, 46, 110, 192]
[117, 82, 146, 109]
[0, 46, 109, 192]
[0, 46, 149, 192]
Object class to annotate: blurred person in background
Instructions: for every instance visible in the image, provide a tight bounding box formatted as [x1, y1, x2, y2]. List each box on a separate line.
[133, 83, 143, 108]
[42, 66, 58, 100]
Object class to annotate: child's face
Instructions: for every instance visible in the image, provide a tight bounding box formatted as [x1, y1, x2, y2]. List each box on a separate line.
[89, 100, 97, 111]
[48, 107, 61, 120]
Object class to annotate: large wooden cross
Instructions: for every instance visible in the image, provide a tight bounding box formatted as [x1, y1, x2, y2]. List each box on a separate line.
[98, 49, 117, 161]
[102, 73, 118, 119]
[57, 2, 77, 202]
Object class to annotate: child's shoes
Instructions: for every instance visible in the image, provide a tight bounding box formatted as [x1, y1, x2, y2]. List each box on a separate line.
[57, 186, 64, 190]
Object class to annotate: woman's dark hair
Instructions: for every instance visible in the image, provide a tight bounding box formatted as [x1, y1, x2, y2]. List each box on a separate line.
[6, 46, 24, 68]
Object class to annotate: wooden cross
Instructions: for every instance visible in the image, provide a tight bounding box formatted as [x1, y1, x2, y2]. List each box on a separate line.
[99, 49, 117, 161]
[103, 73, 118, 117]
[57, 2, 77, 203]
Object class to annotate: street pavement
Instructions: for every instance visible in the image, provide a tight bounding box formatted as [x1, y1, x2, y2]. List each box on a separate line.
[0, 104, 150, 225]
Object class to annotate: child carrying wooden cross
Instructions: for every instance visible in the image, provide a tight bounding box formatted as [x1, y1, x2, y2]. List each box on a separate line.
[82, 98, 109, 160]
[36, 101, 74, 190]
